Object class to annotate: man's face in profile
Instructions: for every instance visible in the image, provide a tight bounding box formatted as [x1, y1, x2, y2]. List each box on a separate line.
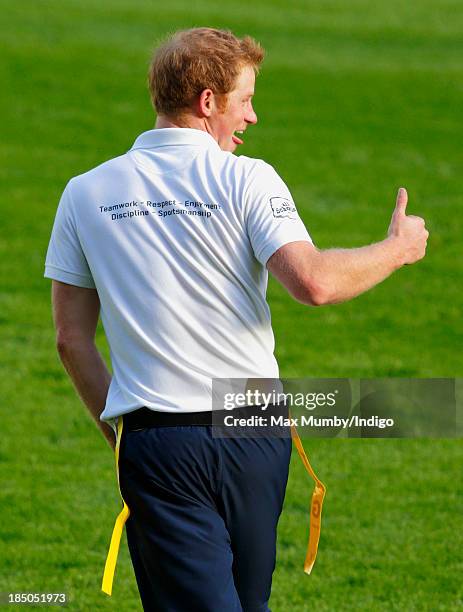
[209, 64, 258, 153]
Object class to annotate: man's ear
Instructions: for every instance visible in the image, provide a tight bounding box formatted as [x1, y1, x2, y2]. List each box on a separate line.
[198, 88, 214, 117]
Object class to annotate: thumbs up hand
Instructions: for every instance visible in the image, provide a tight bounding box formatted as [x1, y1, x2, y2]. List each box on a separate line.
[387, 188, 429, 265]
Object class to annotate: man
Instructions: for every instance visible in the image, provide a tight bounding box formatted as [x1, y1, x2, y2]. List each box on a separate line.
[44, 27, 428, 611]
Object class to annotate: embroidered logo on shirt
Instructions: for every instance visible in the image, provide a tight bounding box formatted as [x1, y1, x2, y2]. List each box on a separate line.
[270, 197, 298, 219]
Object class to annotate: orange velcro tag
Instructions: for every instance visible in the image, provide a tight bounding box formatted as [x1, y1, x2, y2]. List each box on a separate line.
[101, 416, 131, 596]
[290, 423, 326, 575]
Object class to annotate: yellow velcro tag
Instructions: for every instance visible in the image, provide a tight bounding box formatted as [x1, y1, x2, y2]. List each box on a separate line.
[290, 423, 326, 575]
[101, 416, 130, 596]
[101, 502, 130, 595]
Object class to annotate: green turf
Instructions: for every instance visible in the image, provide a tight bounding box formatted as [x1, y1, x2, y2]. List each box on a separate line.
[1, 0, 462, 610]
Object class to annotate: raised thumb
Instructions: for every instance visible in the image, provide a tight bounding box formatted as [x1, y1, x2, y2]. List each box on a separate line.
[395, 187, 408, 216]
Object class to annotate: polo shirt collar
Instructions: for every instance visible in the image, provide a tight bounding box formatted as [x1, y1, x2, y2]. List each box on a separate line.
[130, 128, 221, 151]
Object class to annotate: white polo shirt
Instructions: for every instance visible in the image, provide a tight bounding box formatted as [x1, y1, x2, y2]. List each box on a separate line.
[44, 128, 313, 421]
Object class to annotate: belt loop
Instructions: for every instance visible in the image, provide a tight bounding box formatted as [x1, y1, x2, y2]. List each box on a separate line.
[290, 419, 326, 574]
[101, 416, 131, 596]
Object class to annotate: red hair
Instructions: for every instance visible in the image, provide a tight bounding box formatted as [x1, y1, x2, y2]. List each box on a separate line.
[148, 27, 264, 116]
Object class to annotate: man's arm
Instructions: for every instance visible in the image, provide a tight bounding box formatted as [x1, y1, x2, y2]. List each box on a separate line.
[51, 280, 115, 450]
[267, 188, 429, 306]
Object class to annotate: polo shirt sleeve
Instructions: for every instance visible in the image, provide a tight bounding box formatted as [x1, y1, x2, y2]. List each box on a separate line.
[244, 160, 313, 266]
[44, 180, 96, 289]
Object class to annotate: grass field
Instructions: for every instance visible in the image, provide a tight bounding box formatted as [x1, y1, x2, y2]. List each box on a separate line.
[1, 0, 462, 610]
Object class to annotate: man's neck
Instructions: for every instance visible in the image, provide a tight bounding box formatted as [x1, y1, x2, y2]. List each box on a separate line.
[155, 114, 206, 131]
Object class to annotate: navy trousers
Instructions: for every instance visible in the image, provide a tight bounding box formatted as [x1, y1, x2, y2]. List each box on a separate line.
[118, 424, 292, 612]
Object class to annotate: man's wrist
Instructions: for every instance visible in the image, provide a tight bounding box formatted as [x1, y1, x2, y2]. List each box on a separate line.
[383, 235, 405, 270]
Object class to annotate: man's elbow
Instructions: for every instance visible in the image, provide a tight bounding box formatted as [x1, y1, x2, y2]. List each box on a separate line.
[294, 278, 331, 307]
[308, 287, 329, 307]
[56, 334, 75, 359]
[55, 329, 93, 356]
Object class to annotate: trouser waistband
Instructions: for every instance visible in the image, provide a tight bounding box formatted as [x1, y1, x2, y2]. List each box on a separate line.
[123, 404, 289, 430]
